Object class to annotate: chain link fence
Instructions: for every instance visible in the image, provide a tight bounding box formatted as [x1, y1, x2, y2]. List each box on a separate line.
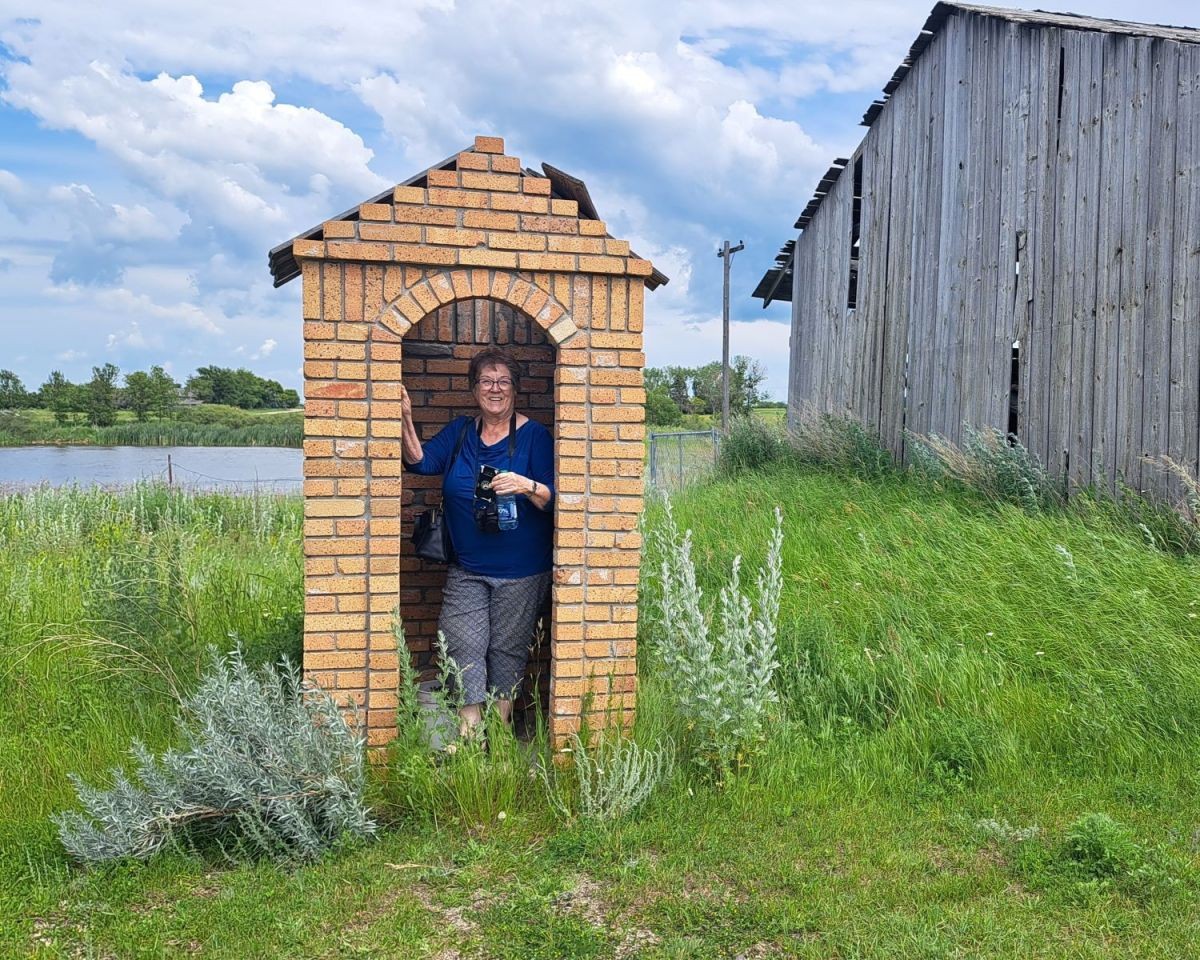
[647, 429, 721, 491]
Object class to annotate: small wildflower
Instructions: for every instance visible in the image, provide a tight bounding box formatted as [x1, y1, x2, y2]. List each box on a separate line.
[986, 631, 994, 637]
[497, 811, 507, 822]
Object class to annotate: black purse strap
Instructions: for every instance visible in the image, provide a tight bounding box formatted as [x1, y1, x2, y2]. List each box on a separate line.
[449, 417, 470, 468]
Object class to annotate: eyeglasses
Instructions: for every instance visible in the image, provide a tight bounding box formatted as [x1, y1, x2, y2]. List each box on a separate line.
[477, 377, 514, 390]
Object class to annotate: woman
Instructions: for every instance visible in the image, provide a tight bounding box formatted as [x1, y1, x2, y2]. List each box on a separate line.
[399, 347, 554, 737]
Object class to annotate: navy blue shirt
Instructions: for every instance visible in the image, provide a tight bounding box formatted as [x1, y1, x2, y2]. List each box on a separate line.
[407, 415, 555, 578]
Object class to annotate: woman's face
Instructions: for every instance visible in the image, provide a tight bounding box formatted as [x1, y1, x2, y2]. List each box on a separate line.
[474, 362, 516, 419]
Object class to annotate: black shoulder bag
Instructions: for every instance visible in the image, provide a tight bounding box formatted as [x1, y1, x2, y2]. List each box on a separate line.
[411, 419, 470, 563]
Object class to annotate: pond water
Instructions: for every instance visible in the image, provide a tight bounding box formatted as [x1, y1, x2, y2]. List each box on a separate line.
[0, 445, 303, 493]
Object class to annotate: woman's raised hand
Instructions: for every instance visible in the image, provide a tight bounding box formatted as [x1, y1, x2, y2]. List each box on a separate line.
[399, 384, 413, 419]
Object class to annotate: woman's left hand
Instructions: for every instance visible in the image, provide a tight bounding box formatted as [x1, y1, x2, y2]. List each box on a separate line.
[490, 471, 533, 497]
[492, 471, 552, 511]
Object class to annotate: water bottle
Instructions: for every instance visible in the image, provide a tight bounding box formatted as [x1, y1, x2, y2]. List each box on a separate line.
[495, 471, 519, 531]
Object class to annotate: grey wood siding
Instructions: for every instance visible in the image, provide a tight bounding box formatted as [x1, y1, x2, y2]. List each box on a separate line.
[788, 10, 1200, 500]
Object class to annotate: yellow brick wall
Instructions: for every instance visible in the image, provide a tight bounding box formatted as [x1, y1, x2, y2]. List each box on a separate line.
[298, 136, 652, 747]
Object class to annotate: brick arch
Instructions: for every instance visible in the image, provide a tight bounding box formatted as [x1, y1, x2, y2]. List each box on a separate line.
[372, 268, 579, 346]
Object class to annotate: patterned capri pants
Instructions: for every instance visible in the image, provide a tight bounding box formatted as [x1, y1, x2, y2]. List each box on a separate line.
[438, 563, 552, 706]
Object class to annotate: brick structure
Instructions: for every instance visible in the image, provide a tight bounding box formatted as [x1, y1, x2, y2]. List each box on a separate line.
[270, 135, 665, 746]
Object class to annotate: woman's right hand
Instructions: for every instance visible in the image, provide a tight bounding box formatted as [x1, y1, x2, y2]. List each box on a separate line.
[400, 384, 413, 419]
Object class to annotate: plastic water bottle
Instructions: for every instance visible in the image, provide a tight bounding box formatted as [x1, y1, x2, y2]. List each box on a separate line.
[495, 472, 519, 531]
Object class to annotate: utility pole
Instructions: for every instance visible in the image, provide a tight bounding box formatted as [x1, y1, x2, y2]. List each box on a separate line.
[716, 239, 744, 434]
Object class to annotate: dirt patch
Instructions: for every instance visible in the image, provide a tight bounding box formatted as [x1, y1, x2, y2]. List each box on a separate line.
[551, 873, 662, 959]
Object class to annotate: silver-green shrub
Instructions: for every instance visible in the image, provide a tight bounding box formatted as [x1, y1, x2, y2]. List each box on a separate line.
[649, 500, 784, 776]
[540, 732, 673, 822]
[53, 646, 375, 864]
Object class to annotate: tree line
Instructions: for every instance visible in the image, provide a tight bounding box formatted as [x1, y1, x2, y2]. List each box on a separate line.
[0, 366, 301, 426]
[644, 357, 768, 426]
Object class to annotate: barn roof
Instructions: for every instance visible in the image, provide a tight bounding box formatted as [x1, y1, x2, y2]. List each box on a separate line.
[269, 148, 668, 290]
[753, 1, 1200, 307]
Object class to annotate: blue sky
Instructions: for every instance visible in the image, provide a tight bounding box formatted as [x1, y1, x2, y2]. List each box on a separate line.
[2, 0, 1197, 401]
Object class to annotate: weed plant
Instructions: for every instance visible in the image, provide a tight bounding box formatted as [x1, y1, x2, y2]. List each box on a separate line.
[375, 621, 550, 830]
[54, 646, 374, 864]
[788, 406, 894, 478]
[645, 499, 784, 777]
[716, 415, 795, 474]
[539, 731, 674, 823]
[908, 425, 1062, 512]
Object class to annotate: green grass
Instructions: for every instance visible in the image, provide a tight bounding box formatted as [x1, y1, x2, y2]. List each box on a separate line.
[0, 407, 303, 447]
[4, 471, 1200, 957]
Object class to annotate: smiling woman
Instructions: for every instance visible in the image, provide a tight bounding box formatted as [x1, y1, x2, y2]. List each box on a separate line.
[400, 345, 555, 738]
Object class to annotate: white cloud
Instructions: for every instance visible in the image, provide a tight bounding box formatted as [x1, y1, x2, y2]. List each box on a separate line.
[4, 0, 1198, 400]
[106, 321, 151, 351]
[2, 63, 387, 244]
[55, 349, 87, 362]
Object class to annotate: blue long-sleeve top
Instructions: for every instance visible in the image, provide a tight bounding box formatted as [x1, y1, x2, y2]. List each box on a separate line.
[406, 415, 555, 578]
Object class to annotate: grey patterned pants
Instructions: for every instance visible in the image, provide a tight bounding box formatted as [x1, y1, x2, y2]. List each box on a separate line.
[438, 564, 551, 706]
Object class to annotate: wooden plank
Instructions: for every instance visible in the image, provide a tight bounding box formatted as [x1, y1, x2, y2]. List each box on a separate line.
[880, 50, 920, 456]
[1115, 36, 1153, 493]
[863, 108, 896, 441]
[1025, 27, 1060, 468]
[909, 17, 954, 443]
[996, 24, 1034, 446]
[1067, 29, 1105, 491]
[1168, 44, 1200, 498]
[1047, 29, 1082, 482]
[957, 14, 989, 437]
[1140, 38, 1181, 500]
[1091, 32, 1128, 490]
[977, 16, 1010, 433]
[931, 13, 971, 443]
[905, 25, 940, 448]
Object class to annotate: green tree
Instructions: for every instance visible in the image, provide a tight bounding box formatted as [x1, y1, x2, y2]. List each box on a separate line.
[41, 371, 76, 424]
[85, 363, 120, 427]
[691, 356, 767, 418]
[185, 366, 296, 409]
[646, 387, 682, 426]
[0, 370, 29, 410]
[668, 367, 691, 411]
[147, 366, 180, 419]
[644, 367, 670, 393]
[124, 371, 153, 421]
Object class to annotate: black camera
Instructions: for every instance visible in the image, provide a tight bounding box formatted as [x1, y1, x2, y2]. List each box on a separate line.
[473, 465, 501, 533]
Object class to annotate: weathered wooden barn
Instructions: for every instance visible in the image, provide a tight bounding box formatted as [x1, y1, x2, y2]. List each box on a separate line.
[755, 2, 1200, 497]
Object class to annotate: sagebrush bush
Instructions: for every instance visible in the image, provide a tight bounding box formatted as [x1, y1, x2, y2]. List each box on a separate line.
[908, 425, 1062, 513]
[53, 646, 374, 864]
[539, 731, 673, 822]
[647, 499, 784, 776]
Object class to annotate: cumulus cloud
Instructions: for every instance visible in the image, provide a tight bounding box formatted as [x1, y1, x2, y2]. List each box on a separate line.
[5, 0, 1197, 399]
[1, 60, 387, 248]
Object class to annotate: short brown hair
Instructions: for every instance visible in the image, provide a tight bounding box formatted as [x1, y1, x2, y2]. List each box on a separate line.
[468, 348, 522, 392]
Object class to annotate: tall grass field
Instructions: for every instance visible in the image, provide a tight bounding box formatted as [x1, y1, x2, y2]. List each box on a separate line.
[3, 469, 1200, 957]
